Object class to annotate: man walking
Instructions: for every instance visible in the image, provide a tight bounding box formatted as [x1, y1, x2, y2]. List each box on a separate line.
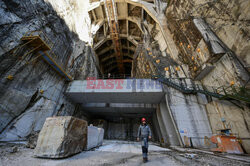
[137, 118, 152, 162]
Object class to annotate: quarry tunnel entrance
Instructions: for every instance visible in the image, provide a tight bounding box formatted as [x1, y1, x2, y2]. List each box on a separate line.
[78, 0, 179, 144]
[72, 0, 214, 148]
[68, 0, 181, 143]
[66, 0, 249, 148]
[66, 79, 177, 143]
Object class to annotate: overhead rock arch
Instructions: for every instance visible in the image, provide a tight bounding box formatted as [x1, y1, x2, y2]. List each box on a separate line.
[88, 0, 167, 74]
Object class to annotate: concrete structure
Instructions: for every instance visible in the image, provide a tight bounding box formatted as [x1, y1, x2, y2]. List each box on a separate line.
[66, 79, 164, 103]
[159, 100, 181, 146]
[65, 79, 214, 148]
[156, 106, 169, 146]
[81, 103, 156, 117]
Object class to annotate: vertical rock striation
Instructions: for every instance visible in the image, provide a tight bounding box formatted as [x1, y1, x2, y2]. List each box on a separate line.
[0, 0, 98, 141]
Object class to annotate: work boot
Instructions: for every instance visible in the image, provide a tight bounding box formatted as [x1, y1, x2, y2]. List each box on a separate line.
[143, 157, 148, 163]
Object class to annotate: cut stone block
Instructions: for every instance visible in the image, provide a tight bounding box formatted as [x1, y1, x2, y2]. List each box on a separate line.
[97, 128, 104, 146]
[86, 125, 104, 150]
[34, 116, 87, 158]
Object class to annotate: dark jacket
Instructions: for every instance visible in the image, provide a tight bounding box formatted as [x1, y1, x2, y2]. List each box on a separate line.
[137, 124, 152, 138]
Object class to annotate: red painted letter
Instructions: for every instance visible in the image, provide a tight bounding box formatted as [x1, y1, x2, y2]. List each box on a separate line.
[86, 77, 96, 89]
[96, 80, 105, 89]
[115, 79, 124, 89]
[106, 80, 114, 89]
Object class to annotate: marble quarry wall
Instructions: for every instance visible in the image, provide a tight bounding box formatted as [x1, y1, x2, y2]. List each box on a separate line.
[133, 0, 250, 152]
[0, 0, 99, 141]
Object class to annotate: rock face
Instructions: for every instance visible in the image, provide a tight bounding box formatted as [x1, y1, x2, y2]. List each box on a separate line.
[131, 0, 250, 152]
[34, 116, 87, 158]
[166, 0, 250, 69]
[164, 0, 250, 153]
[0, 0, 98, 141]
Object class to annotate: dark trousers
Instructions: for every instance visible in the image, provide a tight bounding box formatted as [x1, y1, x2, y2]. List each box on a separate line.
[142, 146, 148, 158]
[141, 137, 148, 158]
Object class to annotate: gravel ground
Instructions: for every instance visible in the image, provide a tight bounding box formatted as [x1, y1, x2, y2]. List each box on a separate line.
[0, 140, 249, 166]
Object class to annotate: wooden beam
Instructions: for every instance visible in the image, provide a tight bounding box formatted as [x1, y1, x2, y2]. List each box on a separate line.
[123, 59, 133, 63]
[126, 2, 129, 17]
[91, 20, 105, 36]
[104, 60, 132, 70]
[104, 22, 107, 37]
[127, 35, 138, 46]
[141, 8, 144, 21]
[105, 65, 118, 72]
[101, 53, 133, 63]
[94, 37, 107, 50]
[92, 10, 97, 22]
[97, 45, 114, 55]
[94, 35, 138, 50]
[100, 5, 105, 19]
[119, 34, 140, 40]
[126, 19, 129, 36]
[92, 16, 144, 32]
[127, 39, 130, 56]
[122, 46, 136, 52]
[89, 0, 159, 24]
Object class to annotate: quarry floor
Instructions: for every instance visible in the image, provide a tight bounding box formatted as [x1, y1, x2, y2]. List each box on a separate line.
[0, 140, 250, 166]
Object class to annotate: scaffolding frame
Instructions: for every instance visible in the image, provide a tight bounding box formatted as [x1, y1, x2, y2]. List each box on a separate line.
[104, 0, 124, 74]
[134, 44, 250, 104]
[12, 31, 72, 81]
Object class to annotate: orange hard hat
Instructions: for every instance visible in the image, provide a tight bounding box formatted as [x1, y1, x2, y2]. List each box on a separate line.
[142, 118, 146, 122]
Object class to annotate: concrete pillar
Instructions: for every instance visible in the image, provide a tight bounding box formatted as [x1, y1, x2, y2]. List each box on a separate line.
[159, 100, 180, 146]
[156, 105, 169, 146]
[152, 113, 162, 143]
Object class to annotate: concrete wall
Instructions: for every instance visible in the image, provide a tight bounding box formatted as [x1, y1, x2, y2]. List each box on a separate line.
[152, 113, 162, 143]
[160, 99, 181, 146]
[206, 100, 250, 153]
[104, 118, 156, 141]
[201, 54, 250, 153]
[156, 107, 169, 146]
[166, 87, 213, 148]
[66, 79, 164, 104]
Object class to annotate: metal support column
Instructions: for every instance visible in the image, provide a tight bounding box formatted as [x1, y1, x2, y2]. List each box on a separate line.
[104, 0, 124, 74]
